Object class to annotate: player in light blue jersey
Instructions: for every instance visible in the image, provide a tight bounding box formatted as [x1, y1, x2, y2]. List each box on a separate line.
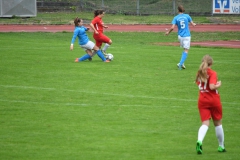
[165, 5, 196, 70]
[70, 17, 110, 62]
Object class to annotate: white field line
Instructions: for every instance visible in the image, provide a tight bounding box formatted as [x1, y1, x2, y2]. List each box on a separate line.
[0, 99, 154, 107]
[0, 85, 239, 105]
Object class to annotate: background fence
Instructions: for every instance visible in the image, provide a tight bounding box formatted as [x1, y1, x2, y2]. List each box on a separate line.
[37, 0, 213, 16]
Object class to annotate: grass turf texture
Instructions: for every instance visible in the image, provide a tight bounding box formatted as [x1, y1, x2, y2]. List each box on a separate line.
[0, 32, 240, 159]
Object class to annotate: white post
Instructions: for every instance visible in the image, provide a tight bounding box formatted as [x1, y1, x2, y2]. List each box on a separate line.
[137, 0, 139, 15]
[102, 0, 104, 8]
[173, 0, 175, 15]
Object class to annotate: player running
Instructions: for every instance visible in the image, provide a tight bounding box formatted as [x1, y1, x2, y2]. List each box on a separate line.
[195, 55, 226, 154]
[165, 5, 196, 70]
[70, 17, 110, 62]
[90, 9, 112, 55]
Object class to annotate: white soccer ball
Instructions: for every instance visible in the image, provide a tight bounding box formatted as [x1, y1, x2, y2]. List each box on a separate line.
[106, 53, 114, 61]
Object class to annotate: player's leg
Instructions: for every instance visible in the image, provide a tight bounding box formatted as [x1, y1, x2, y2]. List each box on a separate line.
[92, 44, 109, 62]
[177, 36, 190, 70]
[75, 42, 95, 62]
[214, 121, 226, 152]
[212, 104, 226, 152]
[102, 37, 112, 53]
[197, 120, 209, 154]
[98, 34, 111, 54]
[94, 39, 105, 56]
[196, 106, 211, 154]
[75, 49, 92, 62]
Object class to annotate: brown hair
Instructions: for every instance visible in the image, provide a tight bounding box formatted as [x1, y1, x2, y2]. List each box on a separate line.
[94, 9, 105, 17]
[196, 55, 213, 82]
[178, 5, 185, 13]
[74, 17, 82, 26]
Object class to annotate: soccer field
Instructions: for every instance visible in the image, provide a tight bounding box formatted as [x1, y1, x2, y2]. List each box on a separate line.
[0, 32, 240, 159]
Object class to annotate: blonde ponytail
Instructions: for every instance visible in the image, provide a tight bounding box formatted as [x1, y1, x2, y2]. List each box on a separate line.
[196, 55, 213, 82]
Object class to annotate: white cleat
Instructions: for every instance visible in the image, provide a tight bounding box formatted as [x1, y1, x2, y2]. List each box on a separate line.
[177, 63, 186, 69]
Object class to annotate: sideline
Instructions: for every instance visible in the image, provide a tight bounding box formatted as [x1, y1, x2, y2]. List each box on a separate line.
[0, 24, 240, 32]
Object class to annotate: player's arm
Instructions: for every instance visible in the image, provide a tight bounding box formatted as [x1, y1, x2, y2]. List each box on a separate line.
[209, 72, 221, 90]
[89, 23, 99, 34]
[70, 30, 78, 51]
[84, 26, 90, 31]
[103, 25, 108, 29]
[209, 81, 221, 90]
[70, 44, 73, 50]
[190, 21, 196, 26]
[165, 24, 175, 35]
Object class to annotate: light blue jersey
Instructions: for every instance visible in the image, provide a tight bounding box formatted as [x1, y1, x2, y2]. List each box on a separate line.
[71, 26, 89, 45]
[172, 13, 192, 37]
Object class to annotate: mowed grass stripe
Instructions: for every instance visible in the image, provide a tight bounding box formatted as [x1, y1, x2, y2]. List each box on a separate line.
[1, 84, 239, 105]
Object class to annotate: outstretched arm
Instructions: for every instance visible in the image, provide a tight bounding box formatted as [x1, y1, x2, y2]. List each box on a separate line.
[103, 25, 109, 29]
[70, 44, 74, 50]
[165, 24, 175, 35]
[191, 21, 196, 26]
[70, 30, 77, 51]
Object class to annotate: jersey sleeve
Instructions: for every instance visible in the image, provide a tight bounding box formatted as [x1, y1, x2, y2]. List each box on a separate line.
[171, 17, 177, 25]
[83, 26, 88, 31]
[91, 17, 98, 25]
[187, 14, 192, 22]
[71, 29, 78, 44]
[209, 71, 217, 85]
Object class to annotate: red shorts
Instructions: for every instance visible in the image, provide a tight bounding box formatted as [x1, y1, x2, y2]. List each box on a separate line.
[198, 94, 222, 122]
[93, 33, 110, 48]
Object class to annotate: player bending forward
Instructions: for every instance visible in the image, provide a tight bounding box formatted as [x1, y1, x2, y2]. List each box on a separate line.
[70, 17, 110, 62]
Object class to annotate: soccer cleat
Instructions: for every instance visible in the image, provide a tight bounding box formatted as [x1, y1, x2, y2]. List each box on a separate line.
[177, 63, 186, 69]
[218, 146, 226, 152]
[75, 58, 79, 62]
[182, 63, 186, 69]
[105, 59, 110, 63]
[88, 57, 92, 61]
[177, 63, 182, 70]
[196, 140, 203, 154]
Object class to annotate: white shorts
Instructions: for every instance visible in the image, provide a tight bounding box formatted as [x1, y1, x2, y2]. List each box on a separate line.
[178, 35, 191, 49]
[80, 41, 95, 51]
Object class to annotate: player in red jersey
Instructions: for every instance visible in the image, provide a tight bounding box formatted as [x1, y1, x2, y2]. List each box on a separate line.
[90, 9, 112, 55]
[195, 55, 226, 154]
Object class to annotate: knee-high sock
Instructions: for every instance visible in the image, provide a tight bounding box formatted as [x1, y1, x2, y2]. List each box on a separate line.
[79, 54, 91, 61]
[215, 125, 224, 148]
[96, 50, 106, 61]
[179, 51, 188, 66]
[102, 43, 110, 52]
[198, 125, 209, 142]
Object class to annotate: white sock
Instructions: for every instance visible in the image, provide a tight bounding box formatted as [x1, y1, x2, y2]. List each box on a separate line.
[198, 125, 209, 142]
[102, 43, 110, 52]
[215, 125, 224, 148]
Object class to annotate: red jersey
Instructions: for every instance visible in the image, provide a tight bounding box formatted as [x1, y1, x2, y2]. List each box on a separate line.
[91, 16, 104, 33]
[196, 68, 222, 121]
[196, 68, 219, 95]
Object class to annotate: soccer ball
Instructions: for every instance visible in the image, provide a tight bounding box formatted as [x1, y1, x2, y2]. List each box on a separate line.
[106, 53, 114, 61]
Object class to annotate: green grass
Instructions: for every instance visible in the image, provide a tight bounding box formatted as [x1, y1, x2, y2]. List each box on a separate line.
[0, 32, 240, 160]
